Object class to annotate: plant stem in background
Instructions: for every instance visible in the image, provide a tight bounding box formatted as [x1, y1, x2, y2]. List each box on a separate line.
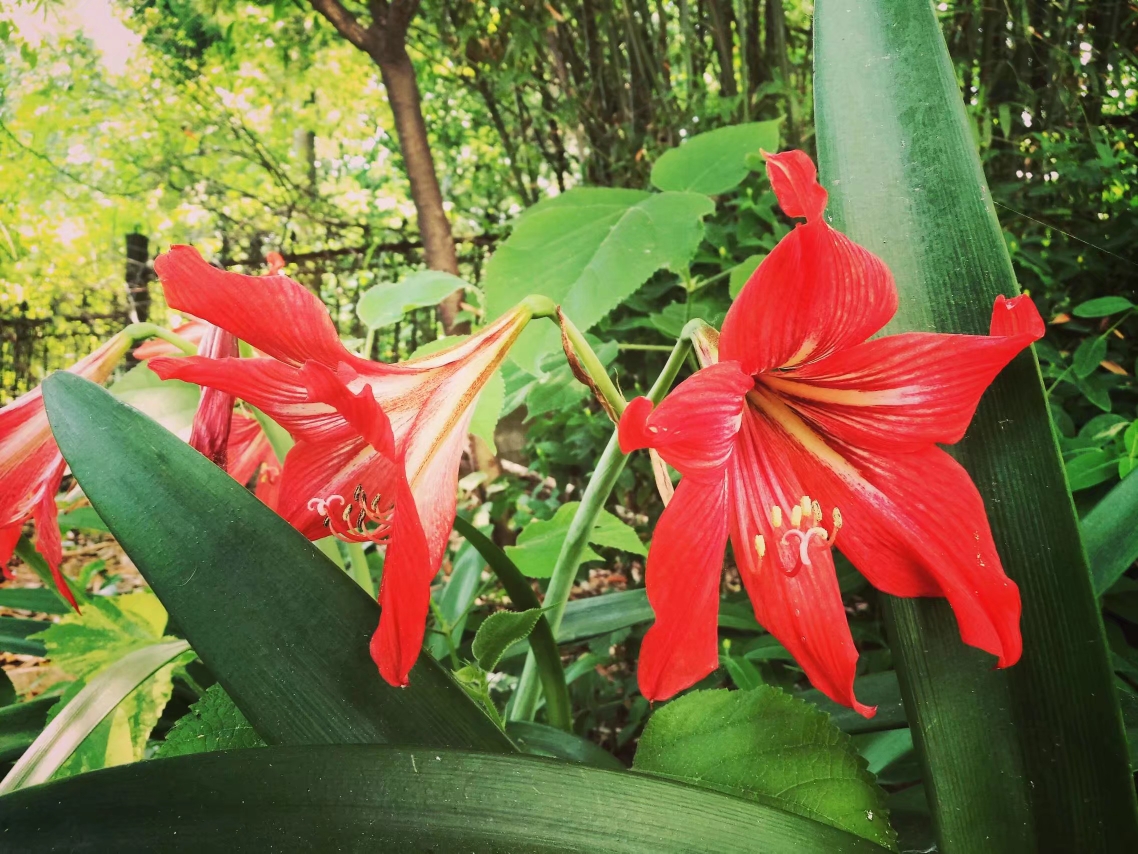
[124, 323, 197, 355]
[509, 325, 698, 722]
[452, 516, 572, 732]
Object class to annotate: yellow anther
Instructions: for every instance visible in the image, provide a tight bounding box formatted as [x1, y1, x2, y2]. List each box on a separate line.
[811, 499, 822, 520]
[800, 496, 811, 516]
[771, 506, 782, 528]
[754, 534, 766, 559]
[832, 507, 843, 530]
[790, 504, 803, 528]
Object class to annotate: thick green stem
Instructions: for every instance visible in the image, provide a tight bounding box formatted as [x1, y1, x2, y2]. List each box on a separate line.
[509, 329, 695, 722]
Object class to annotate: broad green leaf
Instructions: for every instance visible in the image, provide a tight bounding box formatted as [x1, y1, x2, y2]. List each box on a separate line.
[108, 363, 199, 439]
[42, 372, 511, 752]
[484, 188, 715, 373]
[0, 639, 190, 794]
[159, 684, 266, 758]
[426, 540, 486, 661]
[1084, 470, 1138, 595]
[557, 588, 655, 643]
[634, 688, 896, 849]
[472, 608, 543, 670]
[0, 617, 48, 656]
[1072, 296, 1134, 318]
[505, 501, 646, 578]
[815, 0, 1138, 849]
[0, 670, 13, 707]
[0, 746, 891, 853]
[34, 591, 168, 680]
[1073, 336, 1108, 378]
[357, 270, 468, 329]
[650, 121, 782, 195]
[729, 253, 764, 298]
[798, 671, 908, 735]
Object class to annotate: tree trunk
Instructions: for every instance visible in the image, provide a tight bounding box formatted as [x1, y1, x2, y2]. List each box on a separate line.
[376, 49, 464, 333]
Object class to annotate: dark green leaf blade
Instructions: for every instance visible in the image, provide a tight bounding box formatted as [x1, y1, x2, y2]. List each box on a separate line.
[0, 745, 890, 853]
[42, 372, 510, 753]
[814, 1, 1138, 850]
[0, 618, 48, 657]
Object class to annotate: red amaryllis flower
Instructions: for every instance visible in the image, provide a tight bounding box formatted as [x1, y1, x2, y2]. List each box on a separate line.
[226, 411, 282, 509]
[148, 246, 534, 686]
[619, 150, 1044, 714]
[0, 333, 134, 604]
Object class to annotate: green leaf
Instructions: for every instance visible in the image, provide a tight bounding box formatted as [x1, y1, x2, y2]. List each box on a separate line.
[1073, 336, 1108, 378]
[484, 188, 715, 373]
[0, 617, 49, 656]
[798, 671, 908, 735]
[650, 121, 782, 195]
[505, 501, 646, 578]
[729, 254, 764, 298]
[1084, 470, 1138, 596]
[35, 591, 169, 680]
[42, 372, 511, 752]
[1072, 297, 1134, 318]
[0, 746, 892, 852]
[57, 506, 111, 534]
[0, 587, 69, 615]
[1065, 448, 1119, 491]
[815, 0, 1138, 849]
[159, 684, 266, 758]
[427, 540, 486, 661]
[469, 368, 505, 453]
[0, 639, 190, 794]
[505, 720, 624, 769]
[472, 608, 543, 670]
[356, 270, 468, 329]
[504, 337, 619, 418]
[557, 588, 655, 644]
[108, 363, 200, 438]
[634, 688, 896, 849]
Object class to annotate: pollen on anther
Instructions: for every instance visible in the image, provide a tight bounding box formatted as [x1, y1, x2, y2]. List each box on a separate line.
[832, 507, 843, 530]
[770, 506, 782, 528]
[811, 500, 822, 521]
[800, 496, 812, 516]
[754, 534, 766, 559]
[790, 504, 803, 528]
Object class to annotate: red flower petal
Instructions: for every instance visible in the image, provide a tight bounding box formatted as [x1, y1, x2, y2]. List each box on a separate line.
[728, 408, 874, 716]
[34, 460, 77, 610]
[300, 362, 396, 458]
[187, 326, 239, 469]
[719, 216, 897, 376]
[0, 522, 21, 580]
[617, 362, 752, 481]
[638, 476, 730, 701]
[763, 149, 828, 222]
[153, 246, 361, 370]
[752, 388, 1022, 667]
[765, 296, 1045, 452]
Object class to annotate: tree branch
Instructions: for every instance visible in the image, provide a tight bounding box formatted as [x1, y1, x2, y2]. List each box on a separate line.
[308, 0, 375, 53]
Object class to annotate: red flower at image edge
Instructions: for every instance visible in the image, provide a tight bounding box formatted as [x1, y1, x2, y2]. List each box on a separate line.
[0, 334, 133, 604]
[619, 149, 1044, 715]
[148, 247, 531, 687]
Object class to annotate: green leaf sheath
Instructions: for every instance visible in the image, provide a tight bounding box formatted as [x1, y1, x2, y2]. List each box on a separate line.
[451, 516, 571, 732]
[0, 746, 891, 853]
[814, 1, 1138, 851]
[41, 373, 511, 753]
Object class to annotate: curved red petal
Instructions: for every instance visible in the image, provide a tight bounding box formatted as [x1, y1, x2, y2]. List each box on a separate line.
[638, 476, 730, 701]
[728, 408, 874, 716]
[751, 388, 1022, 667]
[34, 461, 77, 611]
[226, 412, 280, 489]
[720, 222, 898, 376]
[154, 245, 358, 369]
[0, 523, 21, 579]
[615, 362, 751, 481]
[187, 326, 239, 469]
[369, 473, 433, 687]
[300, 361, 395, 457]
[763, 149, 828, 222]
[767, 296, 1044, 452]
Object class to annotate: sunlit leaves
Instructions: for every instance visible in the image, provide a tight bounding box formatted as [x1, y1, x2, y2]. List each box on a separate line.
[650, 121, 782, 195]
